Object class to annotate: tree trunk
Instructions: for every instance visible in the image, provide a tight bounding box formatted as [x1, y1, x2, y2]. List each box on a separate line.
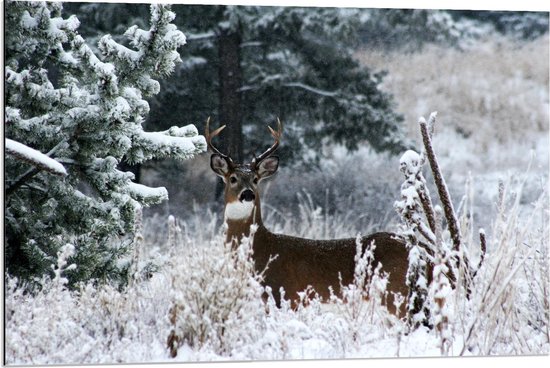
[216, 26, 243, 198]
[218, 27, 243, 161]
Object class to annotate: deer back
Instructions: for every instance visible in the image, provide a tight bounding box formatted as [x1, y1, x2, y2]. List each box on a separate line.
[253, 226, 411, 315]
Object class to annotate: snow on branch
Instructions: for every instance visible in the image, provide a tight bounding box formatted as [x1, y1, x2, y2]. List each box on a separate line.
[126, 182, 168, 204]
[4, 1, 207, 287]
[5, 138, 67, 176]
[395, 110, 484, 327]
[396, 150, 436, 246]
[138, 132, 205, 156]
[185, 31, 216, 41]
[72, 35, 119, 95]
[283, 82, 339, 97]
[99, 35, 141, 67]
[129, 125, 206, 164]
[98, 3, 186, 92]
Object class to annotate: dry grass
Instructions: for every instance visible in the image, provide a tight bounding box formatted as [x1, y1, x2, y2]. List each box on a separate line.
[356, 35, 549, 153]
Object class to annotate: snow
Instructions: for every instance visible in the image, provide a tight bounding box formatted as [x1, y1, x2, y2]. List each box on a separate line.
[20, 11, 38, 29]
[283, 82, 339, 97]
[164, 29, 186, 46]
[181, 56, 208, 69]
[110, 96, 131, 120]
[49, 18, 69, 42]
[127, 182, 168, 202]
[165, 124, 200, 137]
[100, 34, 141, 64]
[59, 51, 78, 66]
[94, 60, 116, 76]
[185, 32, 216, 43]
[5, 138, 67, 176]
[400, 186, 419, 208]
[126, 25, 152, 45]
[139, 130, 206, 155]
[64, 15, 80, 31]
[399, 150, 421, 173]
[138, 74, 160, 95]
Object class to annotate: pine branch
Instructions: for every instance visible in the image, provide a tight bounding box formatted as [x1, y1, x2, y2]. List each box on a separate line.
[5, 167, 40, 197]
[6, 139, 67, 196]
[283, 82, 339, 97]
[6, 139, 67, 177]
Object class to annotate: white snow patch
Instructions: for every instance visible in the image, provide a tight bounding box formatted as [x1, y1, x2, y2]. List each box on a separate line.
[6, 138, 67, 176]
[399, 149, 421, 168]
[140, 131, 205, 152]
[20, 11, 37, 29]
[127, 182, 168, 202]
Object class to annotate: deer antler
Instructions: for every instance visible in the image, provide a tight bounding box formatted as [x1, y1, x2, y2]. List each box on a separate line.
[205, 117, 232, 161]
[251, 118, 283, 170]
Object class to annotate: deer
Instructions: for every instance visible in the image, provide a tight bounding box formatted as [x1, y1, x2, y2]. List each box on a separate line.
[206, 119, 416, 317]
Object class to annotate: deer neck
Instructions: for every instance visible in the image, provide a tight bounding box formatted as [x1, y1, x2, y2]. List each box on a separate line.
[224, 196, 264, 245]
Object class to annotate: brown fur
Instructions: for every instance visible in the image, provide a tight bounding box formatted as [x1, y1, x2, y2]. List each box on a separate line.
[225, 203, 410, 316]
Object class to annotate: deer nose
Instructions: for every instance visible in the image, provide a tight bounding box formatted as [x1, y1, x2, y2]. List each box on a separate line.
[240, 189, 255, 202]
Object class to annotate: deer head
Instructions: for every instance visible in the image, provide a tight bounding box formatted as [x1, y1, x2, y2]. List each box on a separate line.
[206, 118, 282, 227]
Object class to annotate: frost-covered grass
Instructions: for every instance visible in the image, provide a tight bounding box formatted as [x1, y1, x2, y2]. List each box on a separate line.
[356, 34, 549, 150]
[357, 33, 549, 233]
[5, 171, 549, 363]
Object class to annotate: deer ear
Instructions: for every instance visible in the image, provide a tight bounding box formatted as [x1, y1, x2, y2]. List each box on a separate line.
[210, 154, 231, 178]
[257, 156, 279, 179]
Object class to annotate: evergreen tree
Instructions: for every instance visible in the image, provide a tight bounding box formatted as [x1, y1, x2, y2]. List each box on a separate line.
[66, 5, 406, 170]
[450, 10, 549, 40]
[153, 5, 408, 165]
[4, 1, 205, 285]
[359, 9, 474, 51]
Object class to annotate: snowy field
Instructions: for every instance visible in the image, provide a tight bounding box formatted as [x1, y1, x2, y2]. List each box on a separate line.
[4, 20, 549, 368]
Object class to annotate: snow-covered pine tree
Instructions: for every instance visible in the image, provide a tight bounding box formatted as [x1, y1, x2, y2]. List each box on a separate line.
[70, 4, 409, 168]
[5, 1, 205, 286]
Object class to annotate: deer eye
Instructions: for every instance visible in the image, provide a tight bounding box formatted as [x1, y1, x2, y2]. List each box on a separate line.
[253, 177, 259, 185]
[229, 176, 238, 184]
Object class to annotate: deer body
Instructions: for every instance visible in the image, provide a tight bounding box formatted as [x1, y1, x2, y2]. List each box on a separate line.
[254, 228, 409, 309]
[207, 119, 411, 315]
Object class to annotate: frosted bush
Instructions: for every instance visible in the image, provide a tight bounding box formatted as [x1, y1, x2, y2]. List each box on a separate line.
[5, 240, 172, 365]
[329, 236, 396, 345]
[5, 244, 87, 365]
[5, 148, 549, 363]
[166, 223, 267, 356]
[457, 182, 549, 355]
